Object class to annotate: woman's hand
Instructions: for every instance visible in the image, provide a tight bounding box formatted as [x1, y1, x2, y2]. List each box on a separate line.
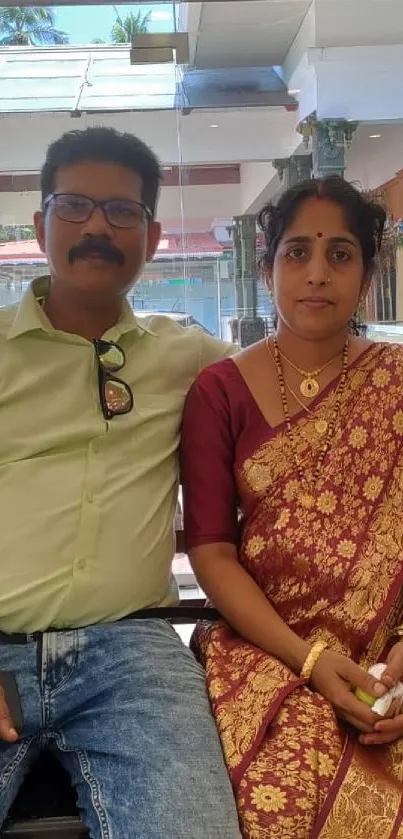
[310, 649, 386, 732]
[359, 640, 403, 746]
[378, 639, 403, 690]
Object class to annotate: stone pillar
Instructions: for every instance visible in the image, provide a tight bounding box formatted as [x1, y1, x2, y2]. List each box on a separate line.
[231, 219, 244, 317]
[312, 121, 346, 179]
[298, 118, 358, 180]
[273, 154, 312, 189]
[232, 214, 265, 347]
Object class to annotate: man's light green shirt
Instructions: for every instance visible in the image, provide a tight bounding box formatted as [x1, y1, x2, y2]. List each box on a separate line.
[0, 277, 233, 632]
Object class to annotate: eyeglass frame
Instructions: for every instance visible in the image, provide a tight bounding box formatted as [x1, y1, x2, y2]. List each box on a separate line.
[42, 192, 153, 229]
[93, 339, 134, 421]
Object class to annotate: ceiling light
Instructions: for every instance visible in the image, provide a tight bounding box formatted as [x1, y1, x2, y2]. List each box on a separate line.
[369, 134, 381, 139]
[210, 123, 218, 128]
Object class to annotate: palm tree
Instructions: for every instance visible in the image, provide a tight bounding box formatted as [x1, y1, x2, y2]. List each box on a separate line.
[0, 6, 69, 46]
[111, 6, 150, 44]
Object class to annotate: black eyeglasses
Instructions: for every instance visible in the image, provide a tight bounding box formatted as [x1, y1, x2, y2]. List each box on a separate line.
[93, 340, 133, 421]
[43, 193, 152, 229]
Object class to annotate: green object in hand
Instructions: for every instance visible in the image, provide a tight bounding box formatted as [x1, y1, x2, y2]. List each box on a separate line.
[355, 687, 375, 707]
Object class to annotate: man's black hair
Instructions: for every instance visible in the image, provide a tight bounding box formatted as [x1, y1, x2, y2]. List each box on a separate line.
[41, 126, 162, 217]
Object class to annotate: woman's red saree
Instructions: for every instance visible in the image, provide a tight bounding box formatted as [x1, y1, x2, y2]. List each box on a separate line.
[182, 344, 403, 837]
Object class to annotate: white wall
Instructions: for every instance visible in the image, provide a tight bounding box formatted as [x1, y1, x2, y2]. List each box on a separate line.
[283, 2, 316, 82]
[314, 45, 403, 122]
[159, 183, 241, 225]
[315, 0, 403, 47]
[240, 162, 277, 214]
[283, 0, 403, 123]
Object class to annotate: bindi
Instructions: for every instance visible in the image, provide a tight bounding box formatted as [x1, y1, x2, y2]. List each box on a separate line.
[316, 232, 323, 238]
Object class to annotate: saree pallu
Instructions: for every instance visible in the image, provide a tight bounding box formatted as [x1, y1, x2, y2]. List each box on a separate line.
[193, 344, 403, 838]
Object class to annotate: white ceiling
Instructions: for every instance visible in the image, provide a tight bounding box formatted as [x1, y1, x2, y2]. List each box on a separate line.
[0, 107, 301, 171]
[191, 0, 311, 67]
[346, 122, 403, 191]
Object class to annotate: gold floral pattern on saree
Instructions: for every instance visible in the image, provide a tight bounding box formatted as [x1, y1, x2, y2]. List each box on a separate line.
[194, 343, 403, 838]
[196, 623, 302, 773]
[237, 689, 345, 839]
[318, 737, 403, 839]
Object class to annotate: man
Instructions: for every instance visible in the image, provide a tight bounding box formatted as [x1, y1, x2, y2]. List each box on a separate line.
[0, 126, 241, 838]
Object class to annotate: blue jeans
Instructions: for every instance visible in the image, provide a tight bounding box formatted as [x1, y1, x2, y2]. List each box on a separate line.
[0, 619, 241, 838]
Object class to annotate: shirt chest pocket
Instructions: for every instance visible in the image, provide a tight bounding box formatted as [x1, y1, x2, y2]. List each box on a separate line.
[125, 392, 186, 456]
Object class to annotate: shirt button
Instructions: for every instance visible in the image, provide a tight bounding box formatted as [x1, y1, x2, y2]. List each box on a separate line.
[87, 493, 94, 503]
[76, 559, 86, 571]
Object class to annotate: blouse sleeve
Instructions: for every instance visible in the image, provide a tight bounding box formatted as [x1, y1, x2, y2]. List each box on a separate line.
[181, 364, 238, 550]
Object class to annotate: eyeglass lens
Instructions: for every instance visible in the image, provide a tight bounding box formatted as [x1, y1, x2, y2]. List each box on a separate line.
[53, 194, 146, 228]
[95, 341, 133, 418]
[97, 342, 125, 372]
[102, 379, 133, 415]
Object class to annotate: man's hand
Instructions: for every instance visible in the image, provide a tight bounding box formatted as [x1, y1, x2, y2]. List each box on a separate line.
[359, 640, 403, 746]
[0, 685, 18, 742]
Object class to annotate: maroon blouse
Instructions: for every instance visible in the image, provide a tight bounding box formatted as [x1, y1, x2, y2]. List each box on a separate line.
[181, 357, 277, 550]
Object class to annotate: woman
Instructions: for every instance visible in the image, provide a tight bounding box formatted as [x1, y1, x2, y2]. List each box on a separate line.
[181, 177, 403, 838]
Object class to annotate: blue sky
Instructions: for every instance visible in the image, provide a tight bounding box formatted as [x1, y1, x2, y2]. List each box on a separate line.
[54, 3, 175, 45]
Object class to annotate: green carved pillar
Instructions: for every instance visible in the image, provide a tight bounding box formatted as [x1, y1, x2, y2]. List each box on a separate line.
[298, 117, 358, 179]
[232, 214, 265, 347]
[232, 218, 244, 320]
[273, 154, 312, 189]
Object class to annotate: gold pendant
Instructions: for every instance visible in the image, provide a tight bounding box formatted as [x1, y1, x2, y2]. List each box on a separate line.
[300, 377, 320, 399]
[315, 419, 328, 435]
[299, 493, 315, 509]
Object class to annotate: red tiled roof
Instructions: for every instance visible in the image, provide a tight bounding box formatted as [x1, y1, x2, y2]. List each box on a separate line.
[0, 233, 223, 262]
[156, 233, 222, 257]
[0, 240, 46, 261]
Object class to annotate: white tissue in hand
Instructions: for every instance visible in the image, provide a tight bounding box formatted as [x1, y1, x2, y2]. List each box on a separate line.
[368, 663, 403, 716]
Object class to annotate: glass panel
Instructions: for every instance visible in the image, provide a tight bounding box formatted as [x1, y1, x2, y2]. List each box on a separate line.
[0, 49, 179, 112]
[0, 57, 86, 76]
[1, 2, 401, 338]
[1, 0, 403, 603]
[1, 7, 402, 330]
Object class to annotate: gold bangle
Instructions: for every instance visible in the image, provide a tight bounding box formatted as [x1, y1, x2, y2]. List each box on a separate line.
[300, 640, 328, 681]
[389, 624, 403, 639]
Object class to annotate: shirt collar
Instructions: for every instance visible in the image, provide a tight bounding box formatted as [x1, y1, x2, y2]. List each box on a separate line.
[6, 276, 157, 341]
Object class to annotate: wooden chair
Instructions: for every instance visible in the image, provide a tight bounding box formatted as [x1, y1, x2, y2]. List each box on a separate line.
[1, 528, 205, 838]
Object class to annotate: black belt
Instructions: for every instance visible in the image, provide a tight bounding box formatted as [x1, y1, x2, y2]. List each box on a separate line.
[0, 606, 221, 645]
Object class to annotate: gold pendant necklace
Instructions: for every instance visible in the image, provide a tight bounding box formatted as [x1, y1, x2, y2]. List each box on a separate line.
[284, 381, 329, 435]
[278, 347, 342, 399]
[270, 337, 349, 508]
[300, 377, 320, 399]
[267, 345, 333, 437]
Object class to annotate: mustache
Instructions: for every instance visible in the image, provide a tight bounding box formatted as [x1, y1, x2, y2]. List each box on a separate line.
[68, 238, 125, 266]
